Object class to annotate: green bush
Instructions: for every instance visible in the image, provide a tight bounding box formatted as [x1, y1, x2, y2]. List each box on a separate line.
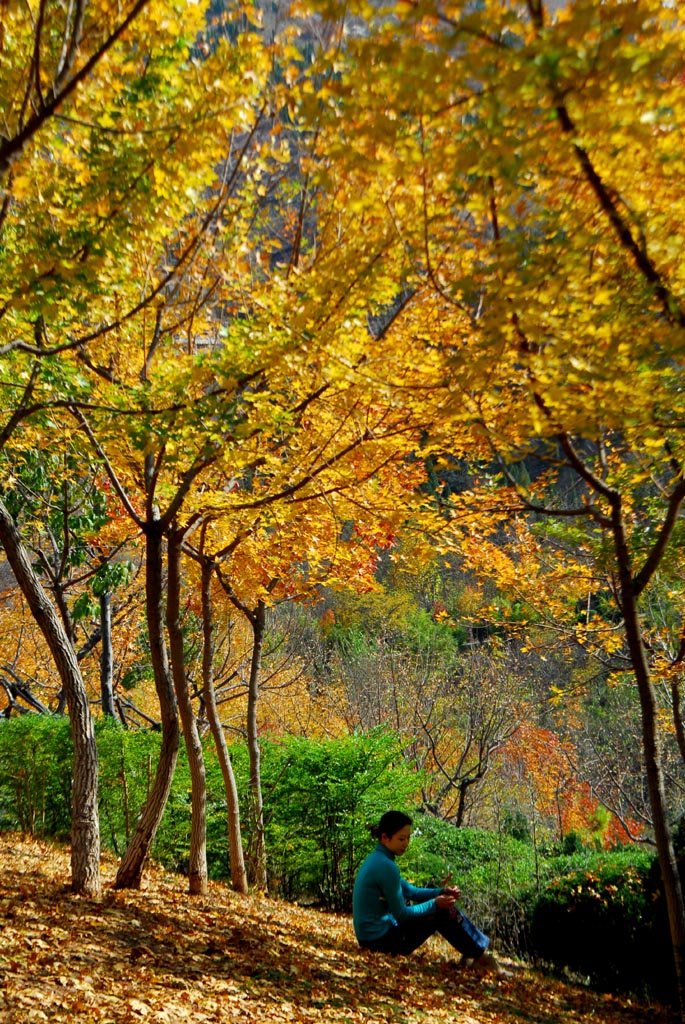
[0, 715, 72, 837]
[0, 715, 196, 866]
[258, 728, 421, 909]
[402, 814, 537, 947]
[0, 717, 422, 905]
[97, 720, 162, 856]
[523, 847, 671, 1000]
[95, 719, 203, 872]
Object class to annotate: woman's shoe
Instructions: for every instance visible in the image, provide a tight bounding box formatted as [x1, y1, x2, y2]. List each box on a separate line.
[473, 951, 513, 978]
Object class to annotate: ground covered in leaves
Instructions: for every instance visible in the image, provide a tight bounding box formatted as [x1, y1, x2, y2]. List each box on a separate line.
[0, 833, 677, 1024]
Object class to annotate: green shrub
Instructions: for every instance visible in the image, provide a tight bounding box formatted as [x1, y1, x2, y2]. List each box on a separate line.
[0, 715, 72, 837]
[258, 728, 422, 909]
[95, 719, 201, 872]
[0, 715, 195, 868]
[0, 717, 422, 906]
[524, 847, 670, 999]
[402, 814, 537, 947]
[97, 720, 162, 855]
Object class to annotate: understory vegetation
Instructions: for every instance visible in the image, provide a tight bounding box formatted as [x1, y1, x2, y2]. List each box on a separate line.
[0, 713, 678, 1004]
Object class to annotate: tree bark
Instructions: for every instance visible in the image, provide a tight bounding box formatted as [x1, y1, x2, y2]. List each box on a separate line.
[611, 498, 685, 1015]
[114, 520, 179, 889]
[100, 590, 117, 719]
[0, 498, 100, 896]
[201, 560, 248, 894]
[247, 599, 268, 890]
[167, 531, 207, 895]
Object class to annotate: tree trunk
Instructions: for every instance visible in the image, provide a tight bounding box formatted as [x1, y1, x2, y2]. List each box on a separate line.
[100, 590, 117, 718]
[201, 561, 248, 894]
[612, 499, 685, 1015]
[247, 599, 268, 890]
[114, 520, 179, 889]
[0, 498, 101, 896]
[167, 531, 207, 895]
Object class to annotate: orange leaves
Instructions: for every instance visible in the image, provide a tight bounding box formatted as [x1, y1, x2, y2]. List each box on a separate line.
[505, 721, 582, 835]
[503, 721, 643, 847]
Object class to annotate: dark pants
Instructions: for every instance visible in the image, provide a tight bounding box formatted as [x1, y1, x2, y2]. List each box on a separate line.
[360, 908, 488, 959]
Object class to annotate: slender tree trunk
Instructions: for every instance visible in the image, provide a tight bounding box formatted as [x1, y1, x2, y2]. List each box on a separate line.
[167, 531, 207, 895]
[612, 500, 685, 1015]
[100, 590, 117, 718]
[455, 780, 471, 828]
[671, 678, 685, 769]
[0, 498, 100, 896]
[201, 561, 248, 894]
[247, 599, 268, 890]
[114, 521, 179, 889]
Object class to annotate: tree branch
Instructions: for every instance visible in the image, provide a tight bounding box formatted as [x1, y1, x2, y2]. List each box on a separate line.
[0, 0, 153, 175]
[633, 477, 685, 597]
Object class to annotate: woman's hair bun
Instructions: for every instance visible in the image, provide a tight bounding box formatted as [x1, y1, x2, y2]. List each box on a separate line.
[370, 811, 412, 841]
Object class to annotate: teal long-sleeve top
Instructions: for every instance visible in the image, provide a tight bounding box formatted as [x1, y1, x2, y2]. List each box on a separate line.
[352, 843, 442, 943]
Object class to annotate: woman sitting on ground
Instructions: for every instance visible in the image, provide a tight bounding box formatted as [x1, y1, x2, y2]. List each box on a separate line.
[352, 810, 509, 977]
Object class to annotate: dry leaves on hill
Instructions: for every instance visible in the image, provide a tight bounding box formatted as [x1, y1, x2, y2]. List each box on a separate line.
[0, 833, 677, 1024]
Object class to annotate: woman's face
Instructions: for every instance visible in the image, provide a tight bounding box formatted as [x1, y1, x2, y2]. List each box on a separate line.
[380, 825, 411, 856]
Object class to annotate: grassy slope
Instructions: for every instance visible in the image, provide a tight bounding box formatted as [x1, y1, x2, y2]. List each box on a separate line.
[0, 832, 676, 1024]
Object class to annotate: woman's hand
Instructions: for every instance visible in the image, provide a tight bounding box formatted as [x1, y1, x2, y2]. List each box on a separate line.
[441, 884, 462, 900]
[435, 892, 457, 910]
[440, 873, 461, 901]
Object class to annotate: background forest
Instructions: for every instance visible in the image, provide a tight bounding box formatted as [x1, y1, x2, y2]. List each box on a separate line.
[2, 0, 685, 1015]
